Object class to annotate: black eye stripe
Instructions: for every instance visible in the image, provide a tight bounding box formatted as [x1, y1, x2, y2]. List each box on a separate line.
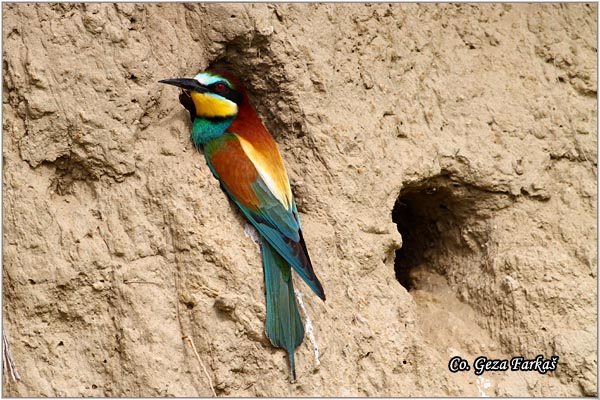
[208, 81, 228, 92]
[208, 81, 243, 105]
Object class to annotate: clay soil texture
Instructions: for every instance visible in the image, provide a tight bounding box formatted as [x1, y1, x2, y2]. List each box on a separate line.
[2, 3, 597, 397]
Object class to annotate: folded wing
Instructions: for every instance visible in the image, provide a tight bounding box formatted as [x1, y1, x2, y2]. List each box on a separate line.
[205, 133, 326, 300]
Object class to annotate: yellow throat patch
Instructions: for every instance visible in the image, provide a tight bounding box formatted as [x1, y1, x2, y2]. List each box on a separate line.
[191, 92, 238, 118]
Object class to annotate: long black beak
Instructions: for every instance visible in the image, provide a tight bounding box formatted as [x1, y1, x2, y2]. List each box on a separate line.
[158, 78, 208, 93]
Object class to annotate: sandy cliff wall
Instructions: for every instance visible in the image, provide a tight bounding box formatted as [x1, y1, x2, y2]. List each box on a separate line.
[2, 3, 597, 396]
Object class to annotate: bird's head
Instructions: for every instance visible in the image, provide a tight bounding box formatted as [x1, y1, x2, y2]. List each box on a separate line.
[159, 69, 245, 120]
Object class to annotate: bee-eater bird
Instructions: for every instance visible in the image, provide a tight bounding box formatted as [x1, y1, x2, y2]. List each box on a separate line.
[159, 69, 326, 381]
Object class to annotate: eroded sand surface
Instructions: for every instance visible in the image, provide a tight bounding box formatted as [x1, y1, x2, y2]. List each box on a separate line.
[2, 3, 597, 396]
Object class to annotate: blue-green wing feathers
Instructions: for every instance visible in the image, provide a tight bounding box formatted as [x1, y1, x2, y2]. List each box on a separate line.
[207, 156, 326, 300]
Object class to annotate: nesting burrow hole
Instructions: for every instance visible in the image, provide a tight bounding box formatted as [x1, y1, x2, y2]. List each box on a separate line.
[392, 174, 504, 292]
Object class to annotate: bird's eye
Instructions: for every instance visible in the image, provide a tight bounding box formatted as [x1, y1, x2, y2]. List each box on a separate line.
[214, 82, 226, 93]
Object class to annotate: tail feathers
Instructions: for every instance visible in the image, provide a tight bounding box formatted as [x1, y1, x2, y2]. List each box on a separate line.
[262, 238, 304, 382]
[256, 221, 326, 301]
